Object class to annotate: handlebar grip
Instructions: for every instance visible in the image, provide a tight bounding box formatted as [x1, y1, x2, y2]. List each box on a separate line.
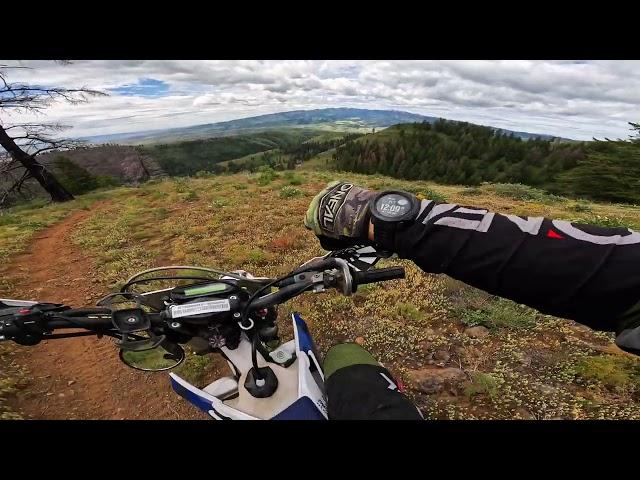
[353, 267, 405, 290]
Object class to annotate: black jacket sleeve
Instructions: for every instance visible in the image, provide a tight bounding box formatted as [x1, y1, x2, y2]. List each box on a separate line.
[388, 199, 640, 336]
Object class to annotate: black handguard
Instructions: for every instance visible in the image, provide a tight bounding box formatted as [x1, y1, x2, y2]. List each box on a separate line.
[615, 327, 640, 356]
[317, 234, 372, 251]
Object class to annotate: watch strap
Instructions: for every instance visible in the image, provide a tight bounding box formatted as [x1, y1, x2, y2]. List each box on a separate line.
[372, 216, 398, 252]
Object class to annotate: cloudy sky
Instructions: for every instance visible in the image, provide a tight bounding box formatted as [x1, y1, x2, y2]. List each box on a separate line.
[1, 60, 639, 140]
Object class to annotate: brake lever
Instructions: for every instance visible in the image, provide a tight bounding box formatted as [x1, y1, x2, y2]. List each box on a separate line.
[331, 258, 353, 295]
[276, 269, 324, 289]
[288, 257, 353, 295]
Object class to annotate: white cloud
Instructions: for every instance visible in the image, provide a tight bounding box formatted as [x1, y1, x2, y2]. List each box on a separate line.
[1, 60, 639, 140]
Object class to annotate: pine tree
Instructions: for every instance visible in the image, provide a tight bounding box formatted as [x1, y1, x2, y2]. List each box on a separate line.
[52, 156, 98, 194]
[630, 122, 640, 142]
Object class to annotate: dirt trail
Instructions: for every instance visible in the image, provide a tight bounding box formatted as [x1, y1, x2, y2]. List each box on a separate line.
[4, 205, 203, 419]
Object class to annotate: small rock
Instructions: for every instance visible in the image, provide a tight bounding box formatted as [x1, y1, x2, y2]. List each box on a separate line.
[433, 350, 450, 362]
[538, 384, 558, 396]
[514, 408, 536, 420]
[67, 380, 76, 386]
[354, 337, 365, 345]
[58, 393, 65, 398]
[45, 392, 54, 396]
[407, 367, 466, 395]
[453, 345, 466, 355]
[518, 354, 532, 366]
[464, 326, 490, 338]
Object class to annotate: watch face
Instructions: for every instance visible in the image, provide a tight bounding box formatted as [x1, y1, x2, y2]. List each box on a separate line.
[374, 193, 413, 219]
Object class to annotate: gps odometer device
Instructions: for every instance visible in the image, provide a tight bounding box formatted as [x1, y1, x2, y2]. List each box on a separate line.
[369, 190, 420, 251]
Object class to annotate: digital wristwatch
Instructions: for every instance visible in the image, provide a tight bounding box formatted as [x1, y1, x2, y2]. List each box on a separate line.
[369, 190, 420, 252]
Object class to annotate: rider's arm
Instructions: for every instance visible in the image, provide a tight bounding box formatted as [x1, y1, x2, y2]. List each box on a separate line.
[375, 200, 640, 337]
[305, 182, 640, 354]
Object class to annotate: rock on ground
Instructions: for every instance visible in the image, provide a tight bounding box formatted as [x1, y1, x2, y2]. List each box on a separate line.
[407, 367, 467, 395]
[464, 326, 490, 338]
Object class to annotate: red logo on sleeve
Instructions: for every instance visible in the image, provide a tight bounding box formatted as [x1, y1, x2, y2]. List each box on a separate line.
[547, 229, 564, 239]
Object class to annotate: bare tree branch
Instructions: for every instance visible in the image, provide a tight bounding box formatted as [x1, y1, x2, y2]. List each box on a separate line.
[0, 62, 108, 204]
[0, 168, 33, 206]
[4, 123, 68, 131]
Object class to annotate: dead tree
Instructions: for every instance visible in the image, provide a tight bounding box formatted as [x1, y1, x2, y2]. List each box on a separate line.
[0, 63, 106, 204]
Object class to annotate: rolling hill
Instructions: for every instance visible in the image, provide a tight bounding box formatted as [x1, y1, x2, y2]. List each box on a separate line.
[82, 108, 569, 146]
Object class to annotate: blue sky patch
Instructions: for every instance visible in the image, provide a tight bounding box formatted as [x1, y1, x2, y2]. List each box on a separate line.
[110, 78, 170, 97]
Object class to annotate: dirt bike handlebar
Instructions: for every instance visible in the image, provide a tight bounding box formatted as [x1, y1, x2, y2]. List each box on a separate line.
[1, 259, 406, 345]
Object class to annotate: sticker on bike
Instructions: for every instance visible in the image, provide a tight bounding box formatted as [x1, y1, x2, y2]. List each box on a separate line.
[169, 300, 231, 318]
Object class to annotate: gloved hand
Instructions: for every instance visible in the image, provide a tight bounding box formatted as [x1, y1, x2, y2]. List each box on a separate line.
[304, 181, 376, 248]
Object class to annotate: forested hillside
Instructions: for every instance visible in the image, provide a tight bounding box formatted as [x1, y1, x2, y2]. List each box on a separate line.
[332, 119, 640, 204]
[139, 130, 324, 176]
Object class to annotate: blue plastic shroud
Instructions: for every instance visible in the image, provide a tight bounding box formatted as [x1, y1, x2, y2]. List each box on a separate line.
[271, 396, 326, 420]
[170, 377, 213, 413]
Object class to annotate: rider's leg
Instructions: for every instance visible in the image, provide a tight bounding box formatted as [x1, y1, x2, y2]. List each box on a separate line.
[323, 343, 423, 420]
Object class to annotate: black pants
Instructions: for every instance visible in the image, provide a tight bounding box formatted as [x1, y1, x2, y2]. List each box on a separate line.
[323, 343, 423, 420]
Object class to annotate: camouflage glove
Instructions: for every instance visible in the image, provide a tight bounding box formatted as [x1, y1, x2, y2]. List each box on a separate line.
[304, 181, 376, 247]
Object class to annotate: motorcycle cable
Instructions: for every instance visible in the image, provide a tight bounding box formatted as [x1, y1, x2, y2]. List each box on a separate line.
[241, 271, 299, 380]
[37, 309, 111, 334]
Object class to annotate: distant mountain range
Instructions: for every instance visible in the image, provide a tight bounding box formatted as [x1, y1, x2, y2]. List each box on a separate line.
[83, 108, 572, 145]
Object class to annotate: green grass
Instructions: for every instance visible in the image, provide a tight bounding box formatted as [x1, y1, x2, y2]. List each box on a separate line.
[569, 202, 592, 213]
[257, 166, 279, 185]
[394, 302, 426, 322]
[575, 356, 640, 393]
[283, 171, 304, 186]
[247, 249, 266, 263]
[484, 183, 567, 204]
[279, 186, 302, 198]
[580, 214, 635, 229]
[0, 344, 25, 419]
[458, 298, 537, 330]
[211, 197, 229, 208]
[183, 190, 200, 202]
[173, 351, 215, 387]
[464, 372, 501, 400]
